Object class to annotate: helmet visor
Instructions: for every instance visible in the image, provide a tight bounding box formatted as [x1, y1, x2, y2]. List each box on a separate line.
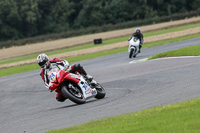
[39, 61, 46, 68]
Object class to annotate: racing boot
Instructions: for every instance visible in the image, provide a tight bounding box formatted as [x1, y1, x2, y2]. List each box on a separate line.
[86, 74, 93, 81]
[85, 74, 97, 86]
[56, 92, 67, 102]
[90, 79, 97, 86]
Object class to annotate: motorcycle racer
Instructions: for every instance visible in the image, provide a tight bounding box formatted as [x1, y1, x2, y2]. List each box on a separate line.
[37, 53, 95, 102]
[128, 28, 144, 53]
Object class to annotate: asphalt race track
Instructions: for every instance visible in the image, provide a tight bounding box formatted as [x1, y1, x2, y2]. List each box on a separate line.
[0, 37, 200, 133]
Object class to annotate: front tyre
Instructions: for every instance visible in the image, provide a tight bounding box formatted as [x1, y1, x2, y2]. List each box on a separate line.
[61, 83, 86, 104]
[95, 83, 106, 99]
[129, 48, 134, 58]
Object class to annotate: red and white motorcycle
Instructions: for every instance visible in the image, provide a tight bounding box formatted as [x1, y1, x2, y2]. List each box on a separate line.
[49, 69, 106, 104]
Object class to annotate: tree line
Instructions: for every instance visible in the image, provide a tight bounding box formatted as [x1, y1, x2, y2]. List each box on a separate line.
[0, 0, 199, 41]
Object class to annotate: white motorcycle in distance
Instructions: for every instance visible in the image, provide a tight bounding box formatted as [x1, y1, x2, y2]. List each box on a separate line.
[128, 37, 140, 58]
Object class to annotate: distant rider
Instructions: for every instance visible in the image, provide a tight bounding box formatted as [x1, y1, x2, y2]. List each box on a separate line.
[128, 28, 144, 53]
[37, 53, 95, 102]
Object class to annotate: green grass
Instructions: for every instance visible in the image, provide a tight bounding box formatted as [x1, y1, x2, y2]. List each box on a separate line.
[1, 22, 200, 65]
[143, 34, 200, 48]
[0, 64, 40, 77]
[46, 98, 200, 133]
[0, 33, 200, 78]
[148, 44, 200, 60]
[143, 22, 200, 37]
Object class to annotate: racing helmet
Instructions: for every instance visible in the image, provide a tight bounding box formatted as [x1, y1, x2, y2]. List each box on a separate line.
[37, 53, 50, 69]
[135, 28, 141, 33]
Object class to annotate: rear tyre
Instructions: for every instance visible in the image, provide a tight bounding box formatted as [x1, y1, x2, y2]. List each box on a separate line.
[61, 83, 86, 104]
[129, 48, 134, 58]
[95, 83, 106, 99]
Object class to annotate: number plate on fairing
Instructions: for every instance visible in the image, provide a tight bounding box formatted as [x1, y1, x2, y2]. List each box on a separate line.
[82, 82, 92, 96]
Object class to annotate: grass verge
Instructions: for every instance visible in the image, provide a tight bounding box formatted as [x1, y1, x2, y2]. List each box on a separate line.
[0, 34, 200, 78]
[148, 44, 200, 60]
[46, 98, 200, 133]
[0, 22, 200, 65]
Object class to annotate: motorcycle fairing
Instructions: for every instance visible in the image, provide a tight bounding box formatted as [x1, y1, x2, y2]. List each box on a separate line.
[77, 76, 97, 99]
[63, 73, 80, 84]
[48, 69, 97, 99]
[128, 37, 140, 52]
[48, 70, 67, 91]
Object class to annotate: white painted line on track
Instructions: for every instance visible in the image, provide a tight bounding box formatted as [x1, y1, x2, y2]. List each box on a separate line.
[129, 56, 200, 64]
[151, 56, 200, 61]
[129, 58, 148, 64]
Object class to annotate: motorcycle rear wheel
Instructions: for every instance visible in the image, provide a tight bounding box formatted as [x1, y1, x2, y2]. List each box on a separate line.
[95, 83, 106, 99]
[61, 83, 86, 104]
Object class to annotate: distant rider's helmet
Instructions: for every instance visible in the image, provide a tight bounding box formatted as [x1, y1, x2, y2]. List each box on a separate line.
[37, 53, 50, 69]
[135, 28, 141, 34]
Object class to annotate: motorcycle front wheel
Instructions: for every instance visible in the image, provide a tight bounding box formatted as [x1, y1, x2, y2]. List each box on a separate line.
[129, 48, 134, 58]
[61, 83, 86, 104]
[95, 83, 106, 99]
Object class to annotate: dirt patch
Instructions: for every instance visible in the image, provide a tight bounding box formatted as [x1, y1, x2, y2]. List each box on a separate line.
[1, 26, 200, 69]
[1, 16, 200, 60]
